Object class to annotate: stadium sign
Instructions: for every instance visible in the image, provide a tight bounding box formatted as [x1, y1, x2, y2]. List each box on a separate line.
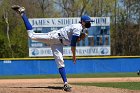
[29, 17, 110, 57]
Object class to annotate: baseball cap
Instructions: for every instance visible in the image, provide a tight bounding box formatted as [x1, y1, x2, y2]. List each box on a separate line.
[81, 15, 93, 22]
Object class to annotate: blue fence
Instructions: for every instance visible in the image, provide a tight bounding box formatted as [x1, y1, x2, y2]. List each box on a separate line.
[0, 57, 140, 75]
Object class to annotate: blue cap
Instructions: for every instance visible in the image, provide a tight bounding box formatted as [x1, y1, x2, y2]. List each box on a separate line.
[81, 15, 93, 22]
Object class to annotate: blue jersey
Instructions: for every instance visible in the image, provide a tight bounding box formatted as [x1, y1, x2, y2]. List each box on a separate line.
[58, 24, 82, 45]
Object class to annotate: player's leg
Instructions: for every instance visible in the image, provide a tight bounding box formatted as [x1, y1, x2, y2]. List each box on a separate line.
[21, 11, 47, 41]
[51, 44, 71, 92]
[11, 5, 52, 43]
[51, 44, 66, 82]
[22, 13, 61, 44]
[11, 5, 32, 31]
[11, 5, 35, 38]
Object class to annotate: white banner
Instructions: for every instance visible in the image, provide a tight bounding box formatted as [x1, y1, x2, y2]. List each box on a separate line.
[28, 17, 111, 57]
[29, 17, 110, 27]
[29, 47, 110, 57]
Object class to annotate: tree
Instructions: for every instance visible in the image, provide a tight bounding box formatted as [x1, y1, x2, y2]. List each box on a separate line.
[0, 0, 139, 57]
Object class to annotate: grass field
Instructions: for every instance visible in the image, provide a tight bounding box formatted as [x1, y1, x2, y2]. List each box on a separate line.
[0, 72, 139, 79]
[72, 82, 140, 90]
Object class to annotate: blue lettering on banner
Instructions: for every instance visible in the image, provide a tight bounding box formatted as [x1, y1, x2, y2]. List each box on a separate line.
[52, 19, 56, 25]
[30, 17, 109, 27]
[31, 18, 79, 26]
[76, 48, 98, 55]
[31, 49, 39, 56]
[40, 49, 52, 55]
[100, 48, 109, 54]
[30, 47, 110, 56]
[58, 19, 79, 25]
[92, 18, 107, 24]
[32, 19, 49, 26]
[45, 49, 52, 55]
[63, 49, 72, 54]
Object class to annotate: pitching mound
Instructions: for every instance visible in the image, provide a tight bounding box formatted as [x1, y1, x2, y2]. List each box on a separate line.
[0, 77, 140, 93]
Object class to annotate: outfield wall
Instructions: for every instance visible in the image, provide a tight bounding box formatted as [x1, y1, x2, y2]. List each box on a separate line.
[0, 56, 140, 75]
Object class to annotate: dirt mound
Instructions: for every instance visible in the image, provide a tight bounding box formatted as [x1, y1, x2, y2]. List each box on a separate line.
[0, 78, 140, 93]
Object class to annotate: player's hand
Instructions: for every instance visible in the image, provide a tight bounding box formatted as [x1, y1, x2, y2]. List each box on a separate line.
[72, 56, 76, 64]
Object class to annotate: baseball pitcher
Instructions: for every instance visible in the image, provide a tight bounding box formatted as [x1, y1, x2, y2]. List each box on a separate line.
[11, 5, 93, 92]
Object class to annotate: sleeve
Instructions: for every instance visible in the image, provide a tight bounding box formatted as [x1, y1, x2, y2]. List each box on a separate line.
[70, 35, 79, 47]
[72, 25, 82, 36]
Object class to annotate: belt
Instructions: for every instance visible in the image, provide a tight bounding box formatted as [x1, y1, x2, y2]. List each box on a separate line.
[58, 33, 63, 44]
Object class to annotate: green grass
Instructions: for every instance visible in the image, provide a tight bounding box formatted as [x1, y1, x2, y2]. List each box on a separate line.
[72, 82, 140, 90]
[0, 74, 60, 79]
[67, 72, 139, 78]
[0, 72, 139, 79]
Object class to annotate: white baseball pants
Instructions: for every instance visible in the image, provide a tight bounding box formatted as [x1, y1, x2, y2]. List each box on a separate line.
[28, 30, 65, 68]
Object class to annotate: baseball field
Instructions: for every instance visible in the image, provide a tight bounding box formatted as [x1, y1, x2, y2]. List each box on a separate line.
[0, 73, 140, 93]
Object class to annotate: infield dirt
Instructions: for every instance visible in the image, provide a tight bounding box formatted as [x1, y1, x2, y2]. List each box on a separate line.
[0, 77, 140, 93]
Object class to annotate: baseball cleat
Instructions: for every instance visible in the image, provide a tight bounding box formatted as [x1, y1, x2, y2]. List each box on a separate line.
[11, 5, 25, 14]
[63, 84, 72, 92]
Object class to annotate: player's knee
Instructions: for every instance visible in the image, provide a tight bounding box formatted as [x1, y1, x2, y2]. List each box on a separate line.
[56, 59, 65, 68]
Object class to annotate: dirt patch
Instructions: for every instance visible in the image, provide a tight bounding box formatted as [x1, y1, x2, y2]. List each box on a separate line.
[0, 77, 140, 93]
